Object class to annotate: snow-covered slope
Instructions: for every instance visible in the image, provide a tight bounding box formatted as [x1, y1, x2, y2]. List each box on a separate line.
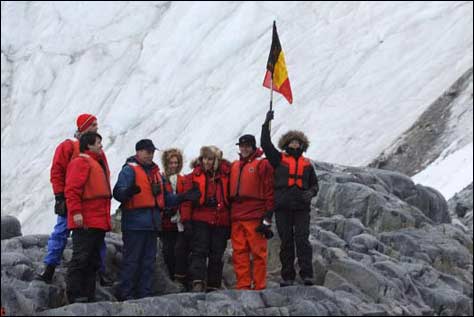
[1, 1, 473, 234]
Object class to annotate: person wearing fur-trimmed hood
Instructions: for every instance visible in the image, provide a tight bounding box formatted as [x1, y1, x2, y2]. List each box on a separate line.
[160, 148, 190, 291]
[261, 110, 319, 287]
[180, 145, 231, 292]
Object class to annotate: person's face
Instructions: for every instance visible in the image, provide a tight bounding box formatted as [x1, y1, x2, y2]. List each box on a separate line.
[84, 120, 98, 133]
[137, 149, 154, 165]
[288, 140, 301, 150]
[202, 156, 215, 172]
[168, 156, 179, 175]
[239, 143, 254, 159]
[89, 137, 103, 154]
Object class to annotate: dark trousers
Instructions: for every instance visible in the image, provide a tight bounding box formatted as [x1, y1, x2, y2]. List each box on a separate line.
[275, 210, 313, 281]
[174, 232, 192, 281]
[189, 221, 228, 288]
[66, 228, 105, 302]
[120, 230, 158, 300]
[161, 230, 178, 279]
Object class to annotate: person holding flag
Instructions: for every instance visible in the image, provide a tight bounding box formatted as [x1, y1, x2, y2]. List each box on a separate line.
[261, 21, 319, 287]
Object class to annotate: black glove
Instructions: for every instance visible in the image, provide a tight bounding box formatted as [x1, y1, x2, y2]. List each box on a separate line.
[223, 227, 231, 240]
[180, 187, 201, 203]
[125, 185, 141, 199]
[163, 208, 177, 218]
[255, 218, 274, 240]
[183, 221, 193, 239]
[151, 183, 162, 196]
[204, 197, 218, 208]
[54, 193, 67, 216]
[264, 110, 274, 125]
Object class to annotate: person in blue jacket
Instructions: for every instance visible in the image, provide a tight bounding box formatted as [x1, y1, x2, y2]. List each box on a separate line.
[113, 139, 200, 300]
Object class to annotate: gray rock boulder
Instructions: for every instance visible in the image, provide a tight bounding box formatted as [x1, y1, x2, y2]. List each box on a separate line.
[1, 216, 22, 240]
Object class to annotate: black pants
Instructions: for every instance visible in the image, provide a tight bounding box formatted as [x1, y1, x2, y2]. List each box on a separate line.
[275, 210, 313, 281]
[174, 232, 192, 281]
[161, 231, 178, 279]
[189, 221, 228, 288]
[66, 228, 105, 302]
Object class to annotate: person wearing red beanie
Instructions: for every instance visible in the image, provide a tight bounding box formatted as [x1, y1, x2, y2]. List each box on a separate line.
[36, 113, 110, 288]
[76, 113, 98, 133]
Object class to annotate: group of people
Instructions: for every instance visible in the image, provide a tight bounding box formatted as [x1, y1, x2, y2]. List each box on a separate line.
[36, 110, 319, 303]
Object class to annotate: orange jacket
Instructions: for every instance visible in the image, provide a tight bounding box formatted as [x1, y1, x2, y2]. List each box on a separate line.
[230, 149, 274, 221]
[275, 153, 312, 189]
[66, 151, 112, 231]
[181, 161, 231, 227]
[123, 162, 165, 210]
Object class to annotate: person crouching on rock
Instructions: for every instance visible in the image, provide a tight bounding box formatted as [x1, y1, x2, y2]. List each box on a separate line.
[229, 134, 275, 290]
[160, 148, 190, 291]
[180, 146, 232, 293]
[65, 132, 112, 303]
[261, 110, 320, 287]
[113, 139, 200, 300]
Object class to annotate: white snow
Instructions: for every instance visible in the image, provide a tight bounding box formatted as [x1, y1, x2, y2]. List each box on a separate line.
[1, 1, 473, 233]
[413, 142, 473, 200]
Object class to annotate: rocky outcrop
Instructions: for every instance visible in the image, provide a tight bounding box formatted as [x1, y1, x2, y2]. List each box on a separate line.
[370, 68, 473, 177]
[1, 215, 22, 240]
[1, 162, 472, 316]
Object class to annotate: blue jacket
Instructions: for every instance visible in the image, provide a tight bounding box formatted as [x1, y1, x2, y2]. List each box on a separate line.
[113, 156, 180, 232]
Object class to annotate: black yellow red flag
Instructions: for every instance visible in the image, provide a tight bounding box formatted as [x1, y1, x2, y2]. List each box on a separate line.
[263, 21, 293, 104]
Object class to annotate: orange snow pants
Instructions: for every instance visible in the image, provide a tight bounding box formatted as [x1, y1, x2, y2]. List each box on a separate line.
[231, 220, 268, 290]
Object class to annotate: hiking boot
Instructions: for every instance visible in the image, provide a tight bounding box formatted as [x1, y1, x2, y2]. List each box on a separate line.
[303, 277, 314, 286]
[174, 275, 188, 292]
[35, 265, 56, 284]
[280, 280, 294, 287]
[191, 280, 206, 293]
[98, 272, 113, 287]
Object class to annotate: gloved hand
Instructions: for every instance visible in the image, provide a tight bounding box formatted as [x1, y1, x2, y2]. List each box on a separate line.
[256, 218, 274, 240]
[179, 187, 201, 203]
[151, 183, 161, 196]
[204, 197, 218, 208]
[163, 208, 177, 218]
[125, 185, 141, 198]
[183, 221, 193, 239]
[54, 193, 67, 216]
[264, 110, 274, 125]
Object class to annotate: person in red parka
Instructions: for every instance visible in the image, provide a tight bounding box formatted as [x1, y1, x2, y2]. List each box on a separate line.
[65, 132, 112, 303]
[160, 148, 187, 288]
[180, 146, 231, 292]
[37, 113, 110, 286]
[229, 134, 274, 290]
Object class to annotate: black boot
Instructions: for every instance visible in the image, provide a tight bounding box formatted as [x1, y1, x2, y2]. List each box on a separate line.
[35, 265, 56, 284]
[191, 280, 206, 293]
[98, 272, 113, 287]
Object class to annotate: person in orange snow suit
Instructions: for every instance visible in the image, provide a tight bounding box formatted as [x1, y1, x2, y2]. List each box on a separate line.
[229, 134, 275, 290]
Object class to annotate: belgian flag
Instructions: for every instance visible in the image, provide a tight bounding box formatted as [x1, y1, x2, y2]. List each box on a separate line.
[263, 21, 293, 104]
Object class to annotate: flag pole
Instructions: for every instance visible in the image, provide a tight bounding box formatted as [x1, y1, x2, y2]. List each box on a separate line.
[269, 71, 273, 131]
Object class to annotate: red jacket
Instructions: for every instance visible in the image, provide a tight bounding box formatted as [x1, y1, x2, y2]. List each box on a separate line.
[50, 138, 109, 195]
[162, 174, 185, 231]
[230, 149, 274, 221]
[50, 139, 80, 195]
[66, 150, 112, 231]
[180, 161, 231, 227]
